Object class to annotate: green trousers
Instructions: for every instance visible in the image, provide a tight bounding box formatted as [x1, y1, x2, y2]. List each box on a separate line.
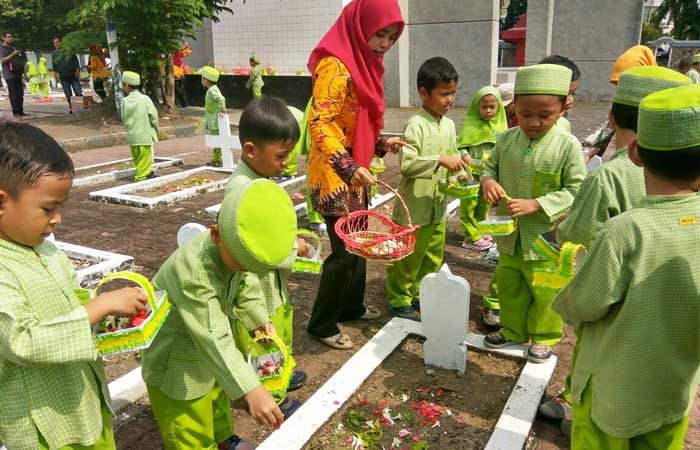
[304, 161, 323, 224]
[130, 145, 153, 181]
[39, 81, 49, 98]
[231, 302, 293, 403]
[252, 86, 263, 98]
[459, 195, 489, 243]
[148, 383, 234, 450]
[386, 222, 445, 309]
[496, 243, 563, 346]
[29, 78, 39, 96]
[208, 128, 222, 164]
[483, 277, 500, 310]
[39, 402, 115, 450]
[572, 381, 689, 450]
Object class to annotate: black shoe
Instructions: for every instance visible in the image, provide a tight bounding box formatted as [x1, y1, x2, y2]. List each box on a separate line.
[527, 343, 553, 364]
[146, 172, 158, 179]
[287, 370, 307, 391]
[484, 331, 515, 349]
[389, 306, 420, 321]
[279, 397, 303, 419]
[218, 435, 255, 450]
[411, 300, 420, 312]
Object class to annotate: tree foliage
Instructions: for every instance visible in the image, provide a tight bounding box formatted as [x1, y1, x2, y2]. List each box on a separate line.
[0, 0, 77, 52]
[651, 0, 700, 40]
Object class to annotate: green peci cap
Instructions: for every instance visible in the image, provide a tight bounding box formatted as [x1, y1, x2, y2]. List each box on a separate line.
[514, 64, 572, 97]
[218, 178, 297, 273]
[637, 84, 700, 151]
[201, 65, 220, 82]
[693, 53, 700, 64]
[122, 71, 140, 86]
[613, 66, 691, 107]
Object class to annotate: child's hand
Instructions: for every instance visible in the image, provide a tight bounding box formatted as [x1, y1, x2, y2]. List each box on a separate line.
[296, 238, 309, 258]
[481, 178, 507, 204]
[350, 167, 375, 187]
[461, 154, 473, 166]
[253, 322, 277, 341]
[383, 136, 408, 154]
[218, 112, 225, 118]
[438, 155, 465, 172]
[507, 198, 542, 217]
[245, 386, 285, 427]
[87, 287, 148, 326]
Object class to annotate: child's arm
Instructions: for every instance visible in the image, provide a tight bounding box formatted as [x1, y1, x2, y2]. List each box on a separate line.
[556, 174, 614, 246]
[215, 89, 226, 117]
[399, 122, 463, 178]
[481, 138, 507, 204]
[535, 140, 587, 221]
[147, 98, 159, 133]
[552, 226, 628, 323]
[232, 272, 271, 333]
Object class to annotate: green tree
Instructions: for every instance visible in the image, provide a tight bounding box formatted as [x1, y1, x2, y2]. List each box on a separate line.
[641, 22, 664, 44]
[651, 0, 700, 40]
[0, 0, 77, 53]
[502, 0, 527, 31]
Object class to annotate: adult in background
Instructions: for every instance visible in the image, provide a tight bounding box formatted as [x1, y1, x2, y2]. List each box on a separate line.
[87, 44, 109, 99]
[52, 36, 83, 113]
[0, 32, 27, 116]
[305, 0, 406, 349]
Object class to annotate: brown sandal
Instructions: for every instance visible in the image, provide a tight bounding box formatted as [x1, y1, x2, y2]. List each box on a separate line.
[311, 333, 354, 350]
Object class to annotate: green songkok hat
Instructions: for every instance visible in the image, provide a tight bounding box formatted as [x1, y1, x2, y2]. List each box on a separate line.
[122, 71, 140, 86]
[201, 66, 220, 83]
[613, 66, 691, 107]
[457, 86, 508, 148]
[514, 64, 572, 96]
[250, 55, 261, 64]
[693, 54, 700, 64]
[638, 84, 700, 151]
[218, 178, 297, 273]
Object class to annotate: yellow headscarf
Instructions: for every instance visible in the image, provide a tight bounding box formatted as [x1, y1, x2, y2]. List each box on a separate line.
[457, 86, 508, 149]
[610, 45, 657, 84]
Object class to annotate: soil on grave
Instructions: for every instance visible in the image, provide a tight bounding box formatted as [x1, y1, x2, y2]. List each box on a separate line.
[306, 337, 524, 450]
[137, 170, 230, 197]
[70, 257, 97, 271]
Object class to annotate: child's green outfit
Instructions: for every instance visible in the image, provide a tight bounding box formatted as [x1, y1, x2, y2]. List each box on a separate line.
[142, 179, 298, 450]
[25, 60, 39, 96]
[37, 57, 50, 98]
[385, 107, 457, 309]
[225, 160, 297, 403]
[0, 239, 115, 450]
[281, 105, 304, 178]
[121, 71, 159, 181]
[247, 58, 264, 99]
[202, 66, 226, 166]
[457, 86, 508, 245]
[484, 64, 586, 346]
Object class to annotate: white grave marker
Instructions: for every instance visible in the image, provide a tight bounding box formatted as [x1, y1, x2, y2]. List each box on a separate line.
[177, 223, 207, 248]
[205, 114, 237, 170]
[586, 154, 603, 173]
[420, 264, 469, 373]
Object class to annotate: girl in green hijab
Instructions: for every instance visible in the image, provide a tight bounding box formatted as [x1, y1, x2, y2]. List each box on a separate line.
[457, 86, 508, 250]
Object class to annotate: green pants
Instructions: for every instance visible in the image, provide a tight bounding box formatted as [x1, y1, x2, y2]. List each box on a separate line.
[231, 302, 293, 403]
[483, 276, 499, 310]
[305, 162, 323, 224]
[39, 402, 115, 450]
[148, 383, 234, 450]
[282, 144, 299, 178]
[572, 381, 689, 450]
[386, 222, 446, 309]
[496, 243, 563, 346]
[130, 145, 153, 181]
[29, 78, 39, 96]
[252, 86, 263, 99]
[208, 128, 222, 164]
[40, 81, 49, 97]
[459, 195, 489, 243]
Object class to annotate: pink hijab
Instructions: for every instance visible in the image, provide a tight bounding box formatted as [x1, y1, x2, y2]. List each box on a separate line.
[308, 0, 404, 168]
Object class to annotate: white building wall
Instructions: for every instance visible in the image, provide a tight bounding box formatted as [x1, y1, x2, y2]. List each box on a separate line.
[211, 0, 344, 74]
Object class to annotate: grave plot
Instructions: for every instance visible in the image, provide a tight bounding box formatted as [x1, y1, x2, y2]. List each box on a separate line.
[73, 157, 184, 188]
[55, 240, 134, 287]
[89, 166, 232, 209]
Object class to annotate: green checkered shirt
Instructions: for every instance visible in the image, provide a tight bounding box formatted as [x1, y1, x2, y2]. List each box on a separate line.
[224, 160, 292, 330]
[0, 239, 109, 450]
[141, 232, 261, 401]
[483, 126, 586, 260]
[393, 107, 458, 226]
[553, 193, 700, 438]
[121, 90, 159, 146]
[558, 147, 645, 248]
[205, 85, 226, 132]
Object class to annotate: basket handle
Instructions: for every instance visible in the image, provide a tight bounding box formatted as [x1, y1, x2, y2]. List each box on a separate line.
[296, 228, 322, 259]
[374, 179, 415, 228]
[246, 333, 291, 365]
[96, 271, 158, 311]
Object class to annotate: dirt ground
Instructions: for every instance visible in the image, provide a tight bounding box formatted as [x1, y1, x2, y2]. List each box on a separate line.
[45, 106, 698, 449]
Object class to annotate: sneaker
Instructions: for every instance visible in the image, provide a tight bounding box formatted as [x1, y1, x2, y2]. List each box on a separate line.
[462, 237, 494, 251]
[389, 306, 420, 321]
[411, 299, 420, 312]
[484, 331, 514, 349]
[539, 393, 572, 420]
[482, 308, 501, 327]
[528, 343, 553, 363]
[218, 435, 256, 450]
[482, 246, 500, 266]
[288, 370, 307, 391]
[279, 397, 303, 419]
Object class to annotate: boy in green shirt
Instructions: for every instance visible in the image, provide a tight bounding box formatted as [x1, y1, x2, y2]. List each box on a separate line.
[121, 71, 159, 181]
[142, 178, 297, 450]
[539, 55, 581, 135]
[553, 83, 700, 450]
[481, 64, 587, 363]
[0, 122, 147, 450]
[539, 65, 692, 436]
[224, 97, 308, 417]
[385, 57, 463, 320]
[202, 66, 227, 167]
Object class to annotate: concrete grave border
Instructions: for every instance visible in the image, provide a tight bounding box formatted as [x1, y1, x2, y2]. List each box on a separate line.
[56, 240, 134, 288]
[73, 157, 184, 188]
[89, 166, 232, 209]
[258, 318, 556, 450]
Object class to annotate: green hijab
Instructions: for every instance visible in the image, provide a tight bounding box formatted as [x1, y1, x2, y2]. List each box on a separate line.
[457, 86, 508, 148]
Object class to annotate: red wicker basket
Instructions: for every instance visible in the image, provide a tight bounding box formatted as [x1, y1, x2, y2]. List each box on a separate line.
[335, 180, 420, 263]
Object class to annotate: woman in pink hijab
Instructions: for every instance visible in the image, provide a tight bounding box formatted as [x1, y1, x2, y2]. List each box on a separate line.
[306, 0, 405, 349]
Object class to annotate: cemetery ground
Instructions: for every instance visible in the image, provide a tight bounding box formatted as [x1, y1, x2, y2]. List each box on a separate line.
[23, 102, 700, 450]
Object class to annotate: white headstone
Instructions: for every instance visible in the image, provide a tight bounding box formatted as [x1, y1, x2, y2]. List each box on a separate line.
[586, 155, 603, 173]
[205, 114, 237, 170]
[177, 223, 208, 248]
[420, 264, 469, 373]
